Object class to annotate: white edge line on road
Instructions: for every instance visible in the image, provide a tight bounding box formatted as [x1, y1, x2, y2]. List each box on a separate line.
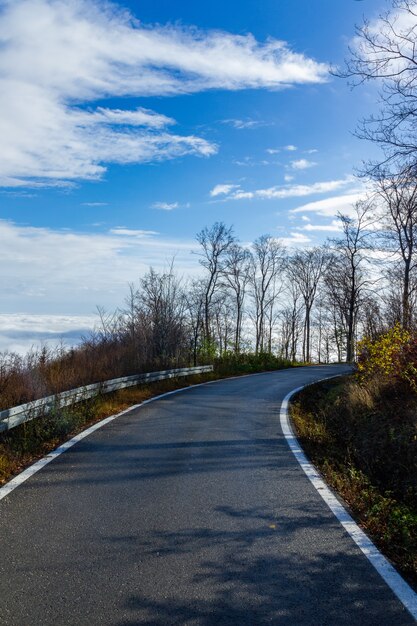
[0, 370, 274, 502]
[280, 379, 417, 621]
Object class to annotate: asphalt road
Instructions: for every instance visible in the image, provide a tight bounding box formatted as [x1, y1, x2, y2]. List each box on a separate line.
[0, 365, 414, 625]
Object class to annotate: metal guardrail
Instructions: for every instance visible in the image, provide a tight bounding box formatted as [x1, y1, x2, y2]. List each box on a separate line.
[0, 365, 213, 433]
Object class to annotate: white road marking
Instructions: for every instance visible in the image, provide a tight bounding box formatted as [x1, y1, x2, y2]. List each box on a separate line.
[3, 366, 412, 617]
[0, 410, 137, 501]
[280, 383, 417, 621]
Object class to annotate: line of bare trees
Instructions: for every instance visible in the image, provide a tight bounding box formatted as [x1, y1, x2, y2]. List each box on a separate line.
[162, 0, 417, 364]
[90, 0, 417, 369]
[3, 177, 417, 409]
[186, 189, 417, 362]
[94, 177, 417, 368]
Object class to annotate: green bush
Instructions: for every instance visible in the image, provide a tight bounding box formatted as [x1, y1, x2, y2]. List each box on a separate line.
[214, 352, 293, 375]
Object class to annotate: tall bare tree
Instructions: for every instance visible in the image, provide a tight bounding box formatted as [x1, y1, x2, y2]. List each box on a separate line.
[184, 279, 206, 366]
[340, 0, 417, 174]
[139, 266, 187, 367]
[279, 287, 302, 362]
[211, 290, 235, 355]
[196, 222, 235, 348]
[249, 235, 285, 354]
[326, 201, 375, 361]
[287, 248, 328, 362]
[374, 170, 417, 329]
[222, 244, 251, 353]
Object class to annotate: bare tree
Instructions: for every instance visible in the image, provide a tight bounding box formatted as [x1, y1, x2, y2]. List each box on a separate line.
[249, 235, 286, 354]
[211, 290, 235, 355]
[287, 248, 329, 362]
[139, 266, 188, 367]
[325, 201, 375, 361]
[196, 222, 235, 348]
[184, 279, 206, 366]
[279, 287, 302, 362]
[286, 281, 303, 361]
[374, 170, 417, 328]
[361, 294, 385, 339]
[340, 0, 417, 174]
[222, 244, 251, 353]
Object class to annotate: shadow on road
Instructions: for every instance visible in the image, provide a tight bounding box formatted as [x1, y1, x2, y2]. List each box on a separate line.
[110, 509, 406, 626]
[103, 504, 408, 626]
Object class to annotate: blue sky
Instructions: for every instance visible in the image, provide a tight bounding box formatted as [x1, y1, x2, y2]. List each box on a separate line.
[0, 0, 387, 351]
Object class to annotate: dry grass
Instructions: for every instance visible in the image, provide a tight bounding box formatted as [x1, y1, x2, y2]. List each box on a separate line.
[0, 338, 196, 411]
[291, 376, 417, 587]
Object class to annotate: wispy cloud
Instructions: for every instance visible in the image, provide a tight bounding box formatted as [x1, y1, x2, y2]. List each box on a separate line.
[210, 183, 240, 197]
[109, 228, 159, 237]
[214, 177, 356, 201]
[290, 158, 317, 170]
[290, 191, 364, 217]
[280, 232, 312, 246]
[284, 145, 298, 151]
[152, 202, 179, 211]
[82, 202, 108, 207]
[222, 118, 270, 130]
[298, 219, 342, 232]
[0, 0, 329, 187]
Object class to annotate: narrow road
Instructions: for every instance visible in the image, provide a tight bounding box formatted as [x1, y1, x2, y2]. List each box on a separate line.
[0, 366, 414, 625]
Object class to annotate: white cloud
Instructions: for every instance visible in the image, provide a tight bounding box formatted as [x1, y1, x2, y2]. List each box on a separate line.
[266, 148, 280, 154]
[82, 201, 108, 206]
[0, 313, 96, 355]
[232, 157, 264, 167]
[210, 183, 240, 197]
[284, 174, 294, 182]
[81, 107, 174, 128]
[233, 190, 255, 199]
[109, 228, 159, 237]
[280, 232, 312, 246]
[223, 118, 271, 129]
[290, 158, 317, 170]
[0, 0, 329, 186]
[351, 6, 415, 79]
[224, 177, 356, 201]
[290, 191, 364, 217]
[299, 219, 342, 232]
[152, 202, 179, 211]
[0, 219, 201, 317]
[284, 145, 297, 151]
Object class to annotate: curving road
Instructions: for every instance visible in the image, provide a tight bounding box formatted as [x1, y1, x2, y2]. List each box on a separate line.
[0, 365, 414, 625]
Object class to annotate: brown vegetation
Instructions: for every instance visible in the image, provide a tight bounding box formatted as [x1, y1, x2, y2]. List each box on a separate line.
[291, 374, 417, 586]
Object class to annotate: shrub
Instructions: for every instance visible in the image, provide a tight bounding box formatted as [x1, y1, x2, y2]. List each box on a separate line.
[215, 352, 293, 374]
[357, 324, 410, 380]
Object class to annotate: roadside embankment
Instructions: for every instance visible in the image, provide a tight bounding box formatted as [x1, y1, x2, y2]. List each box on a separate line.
[291, 374, 417, 587]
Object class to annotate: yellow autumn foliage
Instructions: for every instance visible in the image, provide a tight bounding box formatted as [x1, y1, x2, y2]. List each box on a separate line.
[357, 324, 410, 380]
